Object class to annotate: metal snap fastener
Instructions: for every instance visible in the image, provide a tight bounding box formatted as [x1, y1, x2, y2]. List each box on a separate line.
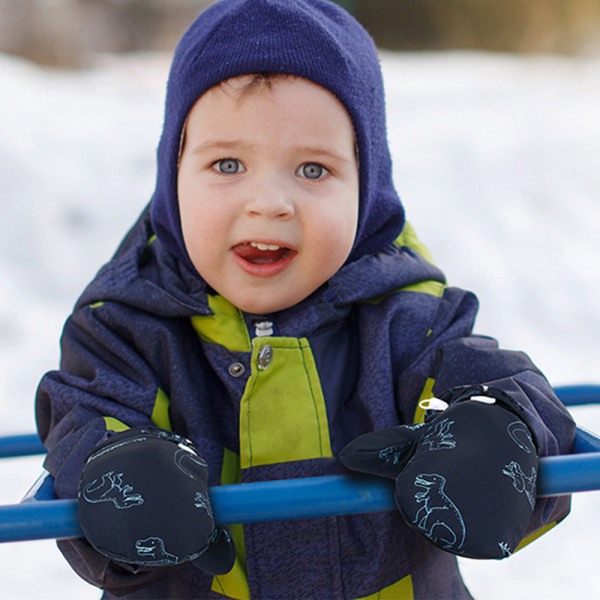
[228, 362, 246, 377]
[257, 345, 273, 370]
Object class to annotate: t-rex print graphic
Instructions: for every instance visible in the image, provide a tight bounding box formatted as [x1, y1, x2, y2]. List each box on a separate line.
[135, 536, 179, 565]
[502, 461, 537, 509]
[412, 473, 466, 552]
[379, 444, 408, 466]
[81, 471, 144, 509]
[174, 447, 208, 479]
[378, 425, 426, 466]
[498, 541, 513, 557]
[378, 419, 456, 472]
[422, 418, 456, 451]
[194, 491, 213, 517]
[507, 421, 535, 455]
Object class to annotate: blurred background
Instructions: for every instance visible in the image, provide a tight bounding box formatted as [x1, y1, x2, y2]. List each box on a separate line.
[2, 0, 600, 67]
[1, 1, 599, 599]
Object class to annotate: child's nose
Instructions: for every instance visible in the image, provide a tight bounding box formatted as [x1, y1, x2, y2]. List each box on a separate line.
[245, 176, 295, 220]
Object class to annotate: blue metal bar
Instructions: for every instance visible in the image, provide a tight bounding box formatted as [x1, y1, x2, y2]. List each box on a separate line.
[538, 452, 600, 496]
[554, 384, 600, 406]
[573, 426, 600, 454]
[210, 475, 396, 525]
[21, 471, 56, 503]
[0, 499, 83, 542]
[0, 434, 46, 458]
[0, 386, 597, 543]
[0, 426, 598, 543]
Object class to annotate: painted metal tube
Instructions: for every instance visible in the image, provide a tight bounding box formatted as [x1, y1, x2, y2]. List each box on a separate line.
[0, 499, 83, 542]
[0, 450, 599, 543]
[0, 434, 46, 458]
[0, 387, 597, 543]
[537, 452, 600, 496]
[553, 384, 600, 407]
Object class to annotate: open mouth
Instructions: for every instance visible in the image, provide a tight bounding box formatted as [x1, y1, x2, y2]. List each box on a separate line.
[233, 241, 295, 265]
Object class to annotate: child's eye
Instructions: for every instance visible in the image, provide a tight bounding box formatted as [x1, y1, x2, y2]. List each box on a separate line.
[213, 159, 245, 175]
[297, 163, 329, 180]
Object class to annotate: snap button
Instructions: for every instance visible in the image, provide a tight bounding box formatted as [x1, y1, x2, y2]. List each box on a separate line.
[228, 362, 246, 377]
[257, 345, 273, 370]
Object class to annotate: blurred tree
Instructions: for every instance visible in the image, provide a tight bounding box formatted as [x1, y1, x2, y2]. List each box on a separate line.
[352, 0, 600, 54]
[0, 0, 211, 67]
[1, 0, 600, 67]
[0, 0, 85, 67]
[333, 0, 358, 15]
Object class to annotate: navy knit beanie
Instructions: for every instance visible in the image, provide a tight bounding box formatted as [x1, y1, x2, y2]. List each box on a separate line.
[150, 0, 405, 270]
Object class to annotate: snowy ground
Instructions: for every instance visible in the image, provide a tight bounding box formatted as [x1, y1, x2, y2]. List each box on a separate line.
[0, 49, 599, 599]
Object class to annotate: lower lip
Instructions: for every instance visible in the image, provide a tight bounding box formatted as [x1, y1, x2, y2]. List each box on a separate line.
[232, 250, 297, 278]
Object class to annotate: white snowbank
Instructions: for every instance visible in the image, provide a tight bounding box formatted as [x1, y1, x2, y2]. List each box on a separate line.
[0, 50, 599, 599]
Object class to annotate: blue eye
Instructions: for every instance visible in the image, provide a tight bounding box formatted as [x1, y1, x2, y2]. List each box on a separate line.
[214, 159, 244, 174]
[299, 163, 328, 180]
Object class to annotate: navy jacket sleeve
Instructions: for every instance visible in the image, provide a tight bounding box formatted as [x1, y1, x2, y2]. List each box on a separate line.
[36, 302, 168, 593]
[394, 286, 576, 537]
[36, 301, 164, 496]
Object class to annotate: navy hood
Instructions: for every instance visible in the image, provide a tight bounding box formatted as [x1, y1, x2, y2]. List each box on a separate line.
[150, 0, 405, 271]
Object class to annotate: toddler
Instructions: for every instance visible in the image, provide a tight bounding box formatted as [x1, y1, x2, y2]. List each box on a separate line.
[36, 1, 575, 598]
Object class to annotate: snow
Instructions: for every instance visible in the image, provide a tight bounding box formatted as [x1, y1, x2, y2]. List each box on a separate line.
[0, 49, 599, 598]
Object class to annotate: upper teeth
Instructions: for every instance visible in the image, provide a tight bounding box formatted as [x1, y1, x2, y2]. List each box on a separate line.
[250, 242, 280, 251]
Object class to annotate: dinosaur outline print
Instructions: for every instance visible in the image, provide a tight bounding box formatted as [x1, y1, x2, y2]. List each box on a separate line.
[81, 470, 144, 509]
[135, 536, 179, 565]
[379, 444, 408, 465]
[502, 461, 537, 509]
[412, 472, 466, 553]
[174, 447, 208, 479]
[507, 421, 535, 454]
[422, 418, 456, 451]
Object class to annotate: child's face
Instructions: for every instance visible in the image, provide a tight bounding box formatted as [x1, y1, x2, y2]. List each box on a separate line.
[177, 76, 359, 314]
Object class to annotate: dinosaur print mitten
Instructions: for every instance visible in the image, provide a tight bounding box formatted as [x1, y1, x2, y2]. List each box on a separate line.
[339, 385, 539, 559]
[78, 426, 235, 574]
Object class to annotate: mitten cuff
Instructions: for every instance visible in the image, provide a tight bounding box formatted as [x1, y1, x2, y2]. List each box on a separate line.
[438, 384, 537, 448]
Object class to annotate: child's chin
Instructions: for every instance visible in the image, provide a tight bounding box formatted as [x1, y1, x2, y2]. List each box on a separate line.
[233, 292, 304, 315]
[237, 299, 294, 315]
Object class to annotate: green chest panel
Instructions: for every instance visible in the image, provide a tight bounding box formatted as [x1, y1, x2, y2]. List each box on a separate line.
[240, 337, 332, 469]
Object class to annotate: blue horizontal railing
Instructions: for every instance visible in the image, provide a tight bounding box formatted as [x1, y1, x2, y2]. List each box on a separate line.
[0, 383, 597, 543]
[553, 384, 600, 407]
[0, 425, 598, 543]
[0, 434, 46, 459]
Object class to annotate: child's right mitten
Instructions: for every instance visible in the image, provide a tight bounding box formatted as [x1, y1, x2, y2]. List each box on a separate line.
[78, 426, 235, 574]
[340, 386, 539, 559]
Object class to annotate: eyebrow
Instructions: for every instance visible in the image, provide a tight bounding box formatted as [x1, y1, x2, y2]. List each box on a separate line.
[294, 145, 355, 164]
[190, 140, 354, 164]
[189, 140, 249, 155]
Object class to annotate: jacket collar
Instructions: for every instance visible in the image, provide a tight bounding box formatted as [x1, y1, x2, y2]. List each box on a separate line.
[77, 208, 445, 332]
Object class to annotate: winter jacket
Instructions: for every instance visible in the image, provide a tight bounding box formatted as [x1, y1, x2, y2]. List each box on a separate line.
[36, 207, 575, 599]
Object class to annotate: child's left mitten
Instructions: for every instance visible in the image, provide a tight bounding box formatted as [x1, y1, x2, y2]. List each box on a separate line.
[78, 426, 235, 574]
[339, 387, 539, 559]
